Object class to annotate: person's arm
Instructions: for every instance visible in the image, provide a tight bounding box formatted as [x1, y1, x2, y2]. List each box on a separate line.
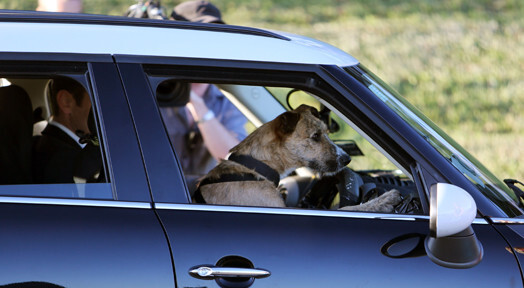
[186, 89, 241, 160]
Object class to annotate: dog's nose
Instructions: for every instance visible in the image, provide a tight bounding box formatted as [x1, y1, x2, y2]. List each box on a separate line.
[338, 153, 351, 167]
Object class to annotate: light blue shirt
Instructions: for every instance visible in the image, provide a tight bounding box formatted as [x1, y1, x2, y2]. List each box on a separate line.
[160, 85, 247, 175]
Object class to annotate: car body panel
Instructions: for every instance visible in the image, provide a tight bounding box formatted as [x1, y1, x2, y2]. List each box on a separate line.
[157, 205, 522, 288]
[0, 200, 174, 288]
[496, 224, 524, 276]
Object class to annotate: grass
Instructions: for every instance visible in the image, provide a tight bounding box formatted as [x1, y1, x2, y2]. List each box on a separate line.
[1, 0, 523, 181]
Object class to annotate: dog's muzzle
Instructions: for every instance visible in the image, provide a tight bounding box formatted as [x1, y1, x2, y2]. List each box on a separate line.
[334, 143, 351, 170]
[314, 151, 350, 173]
[337, 153, 351, 168]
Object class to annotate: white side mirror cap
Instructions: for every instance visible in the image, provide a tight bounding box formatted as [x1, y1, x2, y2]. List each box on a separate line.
[430, 183, 477, 238]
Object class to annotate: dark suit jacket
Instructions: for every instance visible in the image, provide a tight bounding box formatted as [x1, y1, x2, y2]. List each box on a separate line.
[32, 124, 100, 184]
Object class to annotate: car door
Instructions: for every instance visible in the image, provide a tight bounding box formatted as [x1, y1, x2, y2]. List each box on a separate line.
[0, 55, 174, 287]
[117, 58, 523, 288]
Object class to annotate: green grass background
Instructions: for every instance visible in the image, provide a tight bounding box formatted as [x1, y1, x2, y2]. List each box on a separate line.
[3, 0, 523, 181]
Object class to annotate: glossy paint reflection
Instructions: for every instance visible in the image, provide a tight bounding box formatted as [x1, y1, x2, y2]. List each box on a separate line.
[0, 203, 174, 288]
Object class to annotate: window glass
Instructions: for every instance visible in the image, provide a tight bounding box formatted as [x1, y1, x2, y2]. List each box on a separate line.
[0, 73, 111, 200]
[151, 76, 423, 215]
[345, 65, 522, 217]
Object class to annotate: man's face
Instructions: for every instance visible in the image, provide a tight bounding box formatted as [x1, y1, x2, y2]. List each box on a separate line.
[70, 91, 91, 134]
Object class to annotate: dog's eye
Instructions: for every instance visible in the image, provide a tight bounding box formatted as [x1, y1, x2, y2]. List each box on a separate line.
[311, 132, 321, 142]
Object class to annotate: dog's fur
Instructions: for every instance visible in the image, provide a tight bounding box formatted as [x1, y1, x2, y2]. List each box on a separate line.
[197, 105, 401, 212]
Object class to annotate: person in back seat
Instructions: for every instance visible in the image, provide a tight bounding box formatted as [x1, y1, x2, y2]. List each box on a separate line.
[32, 76, 99, 184]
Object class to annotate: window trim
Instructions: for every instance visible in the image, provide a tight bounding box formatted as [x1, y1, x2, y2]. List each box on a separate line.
[154, 202, 490, 225]
[0, 196, 151, 209]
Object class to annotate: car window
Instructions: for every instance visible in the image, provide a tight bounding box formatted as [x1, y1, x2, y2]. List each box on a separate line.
[345, 65, 523, 217]
[149, 75, 423, 215]
[0, 72, 111, 200]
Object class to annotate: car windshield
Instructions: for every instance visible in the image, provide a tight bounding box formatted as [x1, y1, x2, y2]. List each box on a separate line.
[345, 65, 523, 217]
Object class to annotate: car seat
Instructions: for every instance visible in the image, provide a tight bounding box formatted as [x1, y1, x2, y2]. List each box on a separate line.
[0, 84, 34, 184]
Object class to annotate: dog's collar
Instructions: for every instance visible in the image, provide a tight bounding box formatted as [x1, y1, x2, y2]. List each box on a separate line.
[228, 153, 281, 187]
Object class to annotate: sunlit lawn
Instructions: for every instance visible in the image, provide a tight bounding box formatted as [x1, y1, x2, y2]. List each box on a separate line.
[223, 2, 524, 181]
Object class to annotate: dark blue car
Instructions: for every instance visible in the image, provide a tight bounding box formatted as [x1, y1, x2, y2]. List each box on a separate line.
[0, 11, 522, 288]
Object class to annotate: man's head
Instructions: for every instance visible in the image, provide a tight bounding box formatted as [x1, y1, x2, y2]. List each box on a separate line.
[171, 0, 225, 24]
[48, 77, 91, 134]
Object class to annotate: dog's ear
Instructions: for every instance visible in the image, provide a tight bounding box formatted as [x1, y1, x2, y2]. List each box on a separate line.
[296, 104, 320, 118]
[274, 110, 300, 137]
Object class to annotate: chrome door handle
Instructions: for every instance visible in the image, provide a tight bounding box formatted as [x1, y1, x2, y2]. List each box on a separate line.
[189, 265, 271, 280]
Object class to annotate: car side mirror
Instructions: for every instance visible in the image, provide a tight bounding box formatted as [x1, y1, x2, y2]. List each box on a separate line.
[425, 183, 483, 268]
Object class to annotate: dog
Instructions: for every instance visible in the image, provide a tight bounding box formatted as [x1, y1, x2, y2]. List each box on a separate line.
[195, 104, 401, 212]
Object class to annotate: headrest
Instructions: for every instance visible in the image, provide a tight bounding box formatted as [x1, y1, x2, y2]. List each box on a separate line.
[0, 84, 33, 125]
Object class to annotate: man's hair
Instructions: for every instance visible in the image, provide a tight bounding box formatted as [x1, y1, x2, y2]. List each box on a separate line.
[48, 76, 87, 116]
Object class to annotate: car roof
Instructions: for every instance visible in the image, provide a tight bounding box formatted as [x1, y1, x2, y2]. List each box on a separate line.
[0, 10, 358, 66]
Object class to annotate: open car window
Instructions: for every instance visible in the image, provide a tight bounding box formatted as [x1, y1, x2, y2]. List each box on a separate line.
[0, 72, 111, 200]
[149, 74, 424, 215]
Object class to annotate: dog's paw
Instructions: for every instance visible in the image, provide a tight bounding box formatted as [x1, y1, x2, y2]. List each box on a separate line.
[338, 189, 402, 213]
[372, 189, 402, 213]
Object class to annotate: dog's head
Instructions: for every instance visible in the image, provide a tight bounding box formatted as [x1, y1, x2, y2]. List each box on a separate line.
[273, 104, 351, 174]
